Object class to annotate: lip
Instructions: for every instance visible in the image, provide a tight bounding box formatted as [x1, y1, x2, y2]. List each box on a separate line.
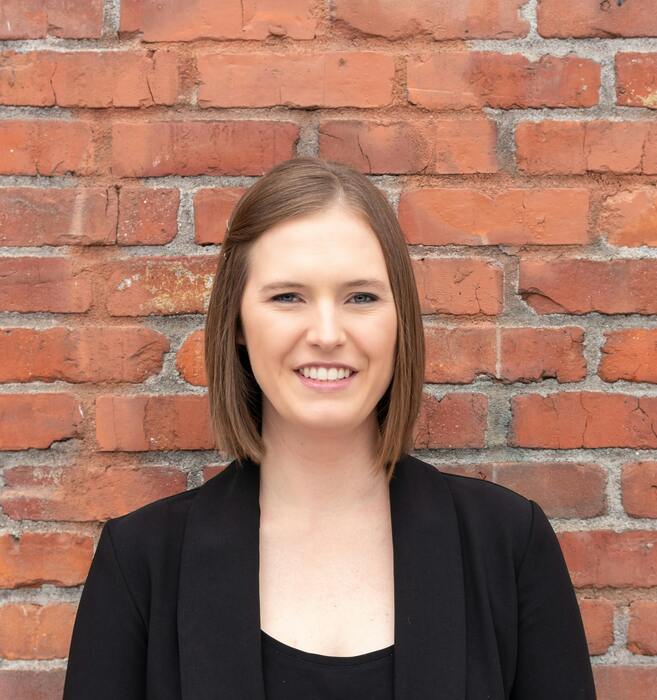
[293, 362, 359, 372]
[294, 368, 358, 391]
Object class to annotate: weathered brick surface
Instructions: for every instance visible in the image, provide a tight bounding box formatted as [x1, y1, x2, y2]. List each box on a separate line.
[0, 603, 76, 659]
[1, 464, 186, 521]
[319, 118, 499, 174]
[0, 188, 117, 246]
[413, 258, 503, 316]
[407, 53, 600, 109]
[0, 394, 82, 450]
[0, 327, 169, 383]
[599, 330, 657, 383]
[0, 121, 97, 175]
[511, 392, 657, 449]
[598, 188, 657, 247]
[516, 121, 657, 174]
[120, 0, 318, 40]
[197, 52, 395, 108]
[414, 393, 488, 448]
[0, 532, 93, 588]
[103, 257, 216, 316]
[96, 394, 214, 451]
[399, 188, 590, 246]
[621, 462, 657, 518]
[616, 53, 657, 108]
[111, 120, 299, 176]
[537, 0, 657, 38]
[0, 51, 180, 107]
[0, 258, 92, 313]
[0, 0, 104, 39]
[519, 259, 657, 314]
[333, 0, 529, 39]
[579, 598, 614, 656]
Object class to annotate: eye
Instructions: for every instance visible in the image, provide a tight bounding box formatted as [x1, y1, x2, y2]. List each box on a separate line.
[270, 293, 379, 304]
[270, 293, 300, 303]
[349, 293, 379, 304]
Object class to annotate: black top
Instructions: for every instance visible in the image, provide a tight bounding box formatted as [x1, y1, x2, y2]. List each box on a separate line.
[261, 629, 394, 700]
[62, 454, 597, 700]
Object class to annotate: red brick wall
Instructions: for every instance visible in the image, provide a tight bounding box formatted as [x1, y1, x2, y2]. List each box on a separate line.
[1, 0, 656, 696]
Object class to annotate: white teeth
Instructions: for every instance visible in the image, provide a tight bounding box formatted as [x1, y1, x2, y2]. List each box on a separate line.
[298, 367, 352, 380]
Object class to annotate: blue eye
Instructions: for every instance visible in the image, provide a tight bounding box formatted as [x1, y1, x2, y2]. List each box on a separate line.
[271, 293, 379, 304]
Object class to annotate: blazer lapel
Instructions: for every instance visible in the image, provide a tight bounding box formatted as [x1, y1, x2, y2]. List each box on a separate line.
[177, 453, 466, 699]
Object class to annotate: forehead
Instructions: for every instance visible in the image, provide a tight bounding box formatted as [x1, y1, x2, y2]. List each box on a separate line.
[246, 207, 389, 282]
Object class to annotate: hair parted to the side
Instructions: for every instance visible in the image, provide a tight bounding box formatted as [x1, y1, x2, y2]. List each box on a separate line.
[203, 156, 425, 482]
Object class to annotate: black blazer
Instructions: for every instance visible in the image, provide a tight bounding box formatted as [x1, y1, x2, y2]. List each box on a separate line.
[62, 453, 597, 699]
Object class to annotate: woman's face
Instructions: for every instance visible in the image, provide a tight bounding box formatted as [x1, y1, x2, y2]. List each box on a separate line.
[238, 203, 398, 434]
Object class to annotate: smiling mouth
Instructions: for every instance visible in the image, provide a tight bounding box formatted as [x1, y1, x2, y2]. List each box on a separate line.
[293, 369, 359, 384]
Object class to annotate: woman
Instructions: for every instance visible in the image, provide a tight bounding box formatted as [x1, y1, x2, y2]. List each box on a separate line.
[63, 157, 597, 699]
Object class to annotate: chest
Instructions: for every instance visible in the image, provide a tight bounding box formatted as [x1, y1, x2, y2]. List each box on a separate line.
[258, 514, 395, 657]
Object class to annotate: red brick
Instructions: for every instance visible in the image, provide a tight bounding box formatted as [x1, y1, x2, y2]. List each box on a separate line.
[424, 326, 585, 384]
[407, 53, 600, 109]
[511, 391, 657, 449]
[516, 121, 657, 174]
[600, 329, 657, 383]
[414, 393, 488, 448]
[489, 462, 606, 518]
[399, 188, 590, 246]
[118, 187, 180, 245]
[0, 187, 117, 246]
[320, 118, 498, 174]
[121, 0, 318, 40]
[424, 326, 496, 383]
[96, 394, 214, 451]
[1, 464, 186, 521]
[0, 532, 93, 588]
[628, 601, 657, 655]
[616, 53, 657, 108]
[103, 257, 216, 316]
[0, 394, 82, 450]
[500, 327, 587, 382]
[0, 0, 103, 39]
[538, 0, 657, 38]
[0, 258, 92, 313]
[413, 258, 503, 316]
[598, 188, 657, 247]
[0, 670, 65, 700]
[0, 50, 180, 107]
[0, 327, 169, 383]
[198, 51, 394, 108]
[621, 462, 657, 518]
[593, 666, 657, 700]
[0, 120, 97, 175]
[0, 603, 75, 659]
[176, 329, 206, 386]
[580, 598, 614, 656]
[559, 529, 657, 588]
[111, 120, 299, 177]
[519, 259, 657, 315]
[194, 187, 246, 245]
[333, 0, 528, 39]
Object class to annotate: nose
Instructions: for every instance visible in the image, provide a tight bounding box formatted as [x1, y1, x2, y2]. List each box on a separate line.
[305, 302, 346, 347]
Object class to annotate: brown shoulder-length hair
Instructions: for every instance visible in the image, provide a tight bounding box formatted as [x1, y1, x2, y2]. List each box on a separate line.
[204, 156, 425, 482]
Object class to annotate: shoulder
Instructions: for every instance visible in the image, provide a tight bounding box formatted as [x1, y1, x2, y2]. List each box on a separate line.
[101, 482, 202, 581]
[405, 455, 536, 567]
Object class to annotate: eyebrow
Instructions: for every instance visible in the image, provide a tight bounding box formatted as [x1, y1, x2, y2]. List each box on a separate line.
[259, 278, 388, 293]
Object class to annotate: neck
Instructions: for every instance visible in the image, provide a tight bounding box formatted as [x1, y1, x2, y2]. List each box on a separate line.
[258, 415, 389, 532]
